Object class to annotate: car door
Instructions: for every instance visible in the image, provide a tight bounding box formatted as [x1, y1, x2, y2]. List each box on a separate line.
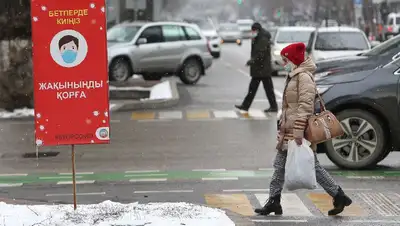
[135, 25, 164, 73]
[159, 25, 187, 71]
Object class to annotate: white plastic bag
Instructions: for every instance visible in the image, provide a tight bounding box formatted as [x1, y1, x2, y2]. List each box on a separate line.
[285, 139, 318, 191]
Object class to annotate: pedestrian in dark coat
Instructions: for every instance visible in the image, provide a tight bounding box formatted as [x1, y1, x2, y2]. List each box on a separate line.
[235, 22, 278, 113]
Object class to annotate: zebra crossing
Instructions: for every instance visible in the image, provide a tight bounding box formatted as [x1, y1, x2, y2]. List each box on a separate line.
[203, 191, 400, 218]
[131, 109, 275, 121]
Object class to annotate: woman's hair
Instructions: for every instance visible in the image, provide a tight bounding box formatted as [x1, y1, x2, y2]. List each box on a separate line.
[58, 35, 79, 50]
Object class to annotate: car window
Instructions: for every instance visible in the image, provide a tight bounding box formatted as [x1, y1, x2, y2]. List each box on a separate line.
[139, 26, 163, 44]
[276, 30, 312, 44]
[363, 36, 400, 56]
[219, 24, 240, 31]
[397, 17, 400, 24]
[314, 32, 369, 51]
[389, 18, 394, 25]
[107, 25, 141, 42]
[184, 26, 201, 40]
[162, 25, 186, 42]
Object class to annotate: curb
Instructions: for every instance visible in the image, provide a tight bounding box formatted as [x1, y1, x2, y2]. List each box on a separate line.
[223, 209, 255, 226]
[111, 80, 180, 111]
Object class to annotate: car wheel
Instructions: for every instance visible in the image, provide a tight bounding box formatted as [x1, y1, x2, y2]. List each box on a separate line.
[179, 58, 202, 85]
[109, 58, 132, 82]
[325, 109, 386, 169]
[142, 73, 163, 81]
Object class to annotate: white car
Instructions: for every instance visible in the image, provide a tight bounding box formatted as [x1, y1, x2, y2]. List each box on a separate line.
[307, 26, 371, 62]
[218, 23, 242, 45]
[193, 23, 221, 58]
[236, 19, 254, 39]
[269, 26, 315, 76]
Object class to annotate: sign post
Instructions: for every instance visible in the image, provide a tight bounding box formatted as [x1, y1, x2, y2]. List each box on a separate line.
[31, 0, 110, 210]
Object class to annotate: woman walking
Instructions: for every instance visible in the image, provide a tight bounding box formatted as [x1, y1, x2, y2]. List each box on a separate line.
[255, 42, 352, 216]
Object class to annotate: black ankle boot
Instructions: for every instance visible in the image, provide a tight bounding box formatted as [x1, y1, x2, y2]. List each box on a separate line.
[254, 194, 283, 215]
[328, 187, 352, 216]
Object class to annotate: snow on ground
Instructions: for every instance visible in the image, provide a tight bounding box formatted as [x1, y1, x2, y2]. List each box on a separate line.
[0, 201, 235, 226]
[0, 108, 34, 118]
[149, 80, 173, 100]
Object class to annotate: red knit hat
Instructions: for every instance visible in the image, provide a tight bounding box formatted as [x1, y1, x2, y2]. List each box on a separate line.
[280, 42, 306, 66]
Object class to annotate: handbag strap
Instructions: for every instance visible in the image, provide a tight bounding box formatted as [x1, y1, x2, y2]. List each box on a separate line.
[296, 71, 326, 112]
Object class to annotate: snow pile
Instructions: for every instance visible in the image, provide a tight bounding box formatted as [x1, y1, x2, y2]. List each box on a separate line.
[0, 201, 235, 226]
[0, 108, 34, 118]
[150, 80, 173, 100]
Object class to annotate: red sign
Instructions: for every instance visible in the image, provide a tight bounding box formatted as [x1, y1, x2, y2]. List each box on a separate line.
[31, 0, 110, 146]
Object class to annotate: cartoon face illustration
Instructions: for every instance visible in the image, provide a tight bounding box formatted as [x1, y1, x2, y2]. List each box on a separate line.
[99, 129, 108, 138]
[58, 35, 79, 64]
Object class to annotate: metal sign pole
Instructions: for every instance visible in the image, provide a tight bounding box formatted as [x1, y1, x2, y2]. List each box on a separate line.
[71, 144, 77, 210]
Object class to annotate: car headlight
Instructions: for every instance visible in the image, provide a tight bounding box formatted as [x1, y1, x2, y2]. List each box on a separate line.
[316, 85, 332, 94]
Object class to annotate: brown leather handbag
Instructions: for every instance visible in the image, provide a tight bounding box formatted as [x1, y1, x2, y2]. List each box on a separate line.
[299, 73, 344, 144]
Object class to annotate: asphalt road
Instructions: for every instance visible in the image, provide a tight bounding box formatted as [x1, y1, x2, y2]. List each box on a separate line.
[1, 40, 400, 225]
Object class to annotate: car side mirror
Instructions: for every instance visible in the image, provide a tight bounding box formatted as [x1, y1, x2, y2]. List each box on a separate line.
[136, 38, 147, 45]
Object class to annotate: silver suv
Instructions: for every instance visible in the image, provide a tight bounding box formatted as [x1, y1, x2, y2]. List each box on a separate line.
[107, 21, 213, 84]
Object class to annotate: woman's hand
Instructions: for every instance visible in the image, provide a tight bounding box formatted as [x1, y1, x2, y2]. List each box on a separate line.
[295, 137, 302, 146]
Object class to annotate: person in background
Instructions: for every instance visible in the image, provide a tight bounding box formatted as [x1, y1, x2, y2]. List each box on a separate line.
[235, 22, 278, 113]
[254, 42, 352, 216]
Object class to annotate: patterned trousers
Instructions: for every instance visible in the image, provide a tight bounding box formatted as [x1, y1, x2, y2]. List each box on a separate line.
[269, 150, 339, 197]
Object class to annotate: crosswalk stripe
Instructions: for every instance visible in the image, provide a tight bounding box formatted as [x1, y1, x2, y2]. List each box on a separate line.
[255, 193, 312, 216]
[205, 194, 255, 216]
[308, 192, 366, 216]
[158, 111, 183, 119]
[131, 112, 155, 120]
[213, 110, 239, 119]
[186, 110, 210, 119]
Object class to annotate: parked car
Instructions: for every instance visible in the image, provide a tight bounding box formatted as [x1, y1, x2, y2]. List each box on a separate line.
[218, 23, 242, 45]
[307, 26, 370, 62]
[236, 19, 254, 39]
[107, 21, 213, 84]
[196, 22, 221, 58]
[313, 58, 400, 169]
[270, 26, 315, 76]
[384, 12, 400, 39]
[315, 34, 400, 77]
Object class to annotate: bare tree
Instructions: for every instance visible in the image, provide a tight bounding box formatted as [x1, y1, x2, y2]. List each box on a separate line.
[0, 0, 33, 111]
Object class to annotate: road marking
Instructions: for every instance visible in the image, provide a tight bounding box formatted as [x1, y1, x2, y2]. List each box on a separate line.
[125, 170, 160, 173]
[252, 219, 308, 223]
[58, 172, 94, 175]
[223, 189, 269, 192]
[255, 193, 312, 216]
[39, 176, 83, 180]
[0, 174, 28, 177]
[358, 193, 400, 216]
[192, 169, 226, 172]
[131, 112, 155, 120]
[188, 118, 222, 121]
[110, 119, 121, 123]
[186, 110, 210, 119]
[0, 183, 23, 187]
[315, 188, 372, 191]
[238, 109, 267, 119]
[46, 192, 105, 197]
[258, 168, 273, 171]
[205, 194, 255, 216]
[308, 192, 366, 216]
[133, 190, 193, 194]
[124, 173, 168, 177]
[57, 180, 95, 185]
[158, 111, 183, 119]
[109, 103, 117, 111]
[202, 177, 238, 181]
[213, 110, 239, 119]
[237, 69, 249, 77]
[346, 176, 385, 179]
[137, 119, 172, 122]
[129, 178, 167, 182]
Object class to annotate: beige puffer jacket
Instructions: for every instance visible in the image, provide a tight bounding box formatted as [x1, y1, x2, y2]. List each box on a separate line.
[277, 57, 317, 151]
